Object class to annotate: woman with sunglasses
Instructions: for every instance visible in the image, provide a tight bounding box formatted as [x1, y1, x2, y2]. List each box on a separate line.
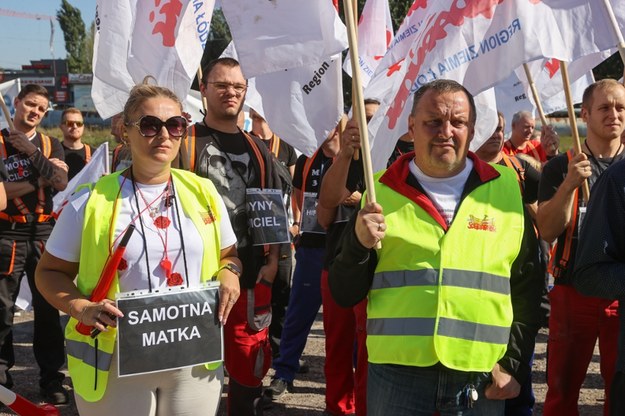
[35, 80, 240, 416]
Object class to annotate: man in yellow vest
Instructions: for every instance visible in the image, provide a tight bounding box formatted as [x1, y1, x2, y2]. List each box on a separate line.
[0, 84, 69, 404]
[329, 79, 542, 415]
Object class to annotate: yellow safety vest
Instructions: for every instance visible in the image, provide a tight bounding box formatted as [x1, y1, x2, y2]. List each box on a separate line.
[65, 169, 223, 402]
[367, 159, 524, 373]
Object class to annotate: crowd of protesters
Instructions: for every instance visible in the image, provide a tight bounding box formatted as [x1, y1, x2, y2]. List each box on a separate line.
[0, 58, 624, 416]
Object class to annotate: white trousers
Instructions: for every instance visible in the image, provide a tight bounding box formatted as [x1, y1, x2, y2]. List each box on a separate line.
[75, 348, 223, 416]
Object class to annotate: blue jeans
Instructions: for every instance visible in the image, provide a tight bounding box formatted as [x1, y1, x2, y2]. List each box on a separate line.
[273, 246, 325, 382]
[368, 363, 505, 416]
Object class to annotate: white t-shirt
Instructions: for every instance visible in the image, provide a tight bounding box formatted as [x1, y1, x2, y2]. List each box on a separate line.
[46, 176, 236, 293]
[409, 159, 473, 226]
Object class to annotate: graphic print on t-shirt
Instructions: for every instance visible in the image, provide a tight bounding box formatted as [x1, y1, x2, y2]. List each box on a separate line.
[3, 153, 34, 182]
[197, 142, 253, 248]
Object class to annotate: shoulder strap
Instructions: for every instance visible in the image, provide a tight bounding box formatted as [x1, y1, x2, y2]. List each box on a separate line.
[84, 144, 92, 162]
[525, 141, 541, 162]
[0, 131, 6, 159]
[270, 134, 281, 158]
[39, 134, 51, 158]
[548, 149, 578, 278]
[241, 130, 266, 188]
[184, 125, 197, 172]
[501, 153, 525, 182]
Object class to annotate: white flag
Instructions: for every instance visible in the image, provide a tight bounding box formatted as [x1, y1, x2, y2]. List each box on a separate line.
[221, 0, 348, 78]
[221, 43, 344, 156]
[365, 0, 576, 171]
[53, 142, 110, 217]
[92, 0, 214, 118]
[494, 70, 594, 135]
[343, 0, 394, 87]
[0, 79, 21, 130]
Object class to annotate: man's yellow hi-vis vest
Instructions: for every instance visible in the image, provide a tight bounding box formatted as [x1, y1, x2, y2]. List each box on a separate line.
[366, 162, 524, 373]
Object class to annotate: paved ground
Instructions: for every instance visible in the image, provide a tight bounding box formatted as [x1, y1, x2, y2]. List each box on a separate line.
[0, 311, 604, 416]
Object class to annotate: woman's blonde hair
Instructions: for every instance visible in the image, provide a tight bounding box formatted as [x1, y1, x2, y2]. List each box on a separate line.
[123, 76, 183, 124]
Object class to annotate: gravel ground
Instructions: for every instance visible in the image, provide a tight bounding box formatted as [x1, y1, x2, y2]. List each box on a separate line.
[1, 311, 604, 416]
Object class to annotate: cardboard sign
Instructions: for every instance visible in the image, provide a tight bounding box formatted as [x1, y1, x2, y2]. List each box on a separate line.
[301, 192, 325, 234]
[246, 188, 290, 245]
[116, 284, 222, 377]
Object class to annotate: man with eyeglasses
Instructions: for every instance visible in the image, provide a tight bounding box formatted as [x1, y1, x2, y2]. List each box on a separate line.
[183, 57, 283, 415]
[0, 84, 69, 405]
[59, 107, 94, 180]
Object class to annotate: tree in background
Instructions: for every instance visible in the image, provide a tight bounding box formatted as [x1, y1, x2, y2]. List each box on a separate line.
[57, 0, 88, 73]
[82, 21, 96, 73]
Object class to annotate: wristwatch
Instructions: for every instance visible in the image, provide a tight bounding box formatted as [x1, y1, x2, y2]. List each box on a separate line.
[218, 262, 241, 278]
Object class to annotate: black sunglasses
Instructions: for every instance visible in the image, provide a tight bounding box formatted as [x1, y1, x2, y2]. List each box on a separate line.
[126, 115, 188, 138]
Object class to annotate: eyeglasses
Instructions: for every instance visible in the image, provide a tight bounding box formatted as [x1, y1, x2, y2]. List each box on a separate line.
[63, 120, 84, 127]
[206, 81, 247, 95]
[125, 115, 188, 138]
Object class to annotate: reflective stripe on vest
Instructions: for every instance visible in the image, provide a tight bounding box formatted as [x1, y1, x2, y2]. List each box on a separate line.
[368, 317, 511, 344]
[65, 169, 223, 402]
[371, 268, 511, 295]
[66, 339, 113, 372]
[366, 163, 523, 372]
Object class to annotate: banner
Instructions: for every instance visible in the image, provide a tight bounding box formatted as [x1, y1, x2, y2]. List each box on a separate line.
[494, 70, 594, 134]
[0, 79, 20, 130]
[365, 0, 579, 171]
[221, 0, 348, 78]
[92, 0, 214, 118]
[221, 43, 343, 156]
[343, 0, 394, 87]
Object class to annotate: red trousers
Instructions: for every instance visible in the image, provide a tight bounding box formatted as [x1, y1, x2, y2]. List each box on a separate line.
[544, 284, 619, 416]
[321, 269, 368, 416]
[224, 283, 273, 414]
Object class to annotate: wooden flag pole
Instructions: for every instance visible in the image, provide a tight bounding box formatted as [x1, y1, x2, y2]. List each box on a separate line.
[343, 0, 380, 248]
[522, 63, 549, 127]
[559, 60, 590, 202]
[0, 99, 15, 130]
[351, 0, 360, 161]
[522, 63, 559, 155]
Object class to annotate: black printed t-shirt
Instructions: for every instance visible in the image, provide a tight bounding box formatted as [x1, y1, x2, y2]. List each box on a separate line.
[63, 143, 94, 180]
[0, 130, 64, 240]
[293, 152, 332, 248]
[191, 123, 282, 288]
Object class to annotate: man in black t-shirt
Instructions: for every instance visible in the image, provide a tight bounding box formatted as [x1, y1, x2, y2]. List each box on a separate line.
[0, 84, 69, 404]
[185, 58, 282, 416]
[537, 79, 625, 415]
[59, 107, 94, 180]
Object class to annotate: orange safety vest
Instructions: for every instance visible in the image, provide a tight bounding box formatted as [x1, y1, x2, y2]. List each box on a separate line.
[547, 149, 578, 279]
[0, 132, 53, 223]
